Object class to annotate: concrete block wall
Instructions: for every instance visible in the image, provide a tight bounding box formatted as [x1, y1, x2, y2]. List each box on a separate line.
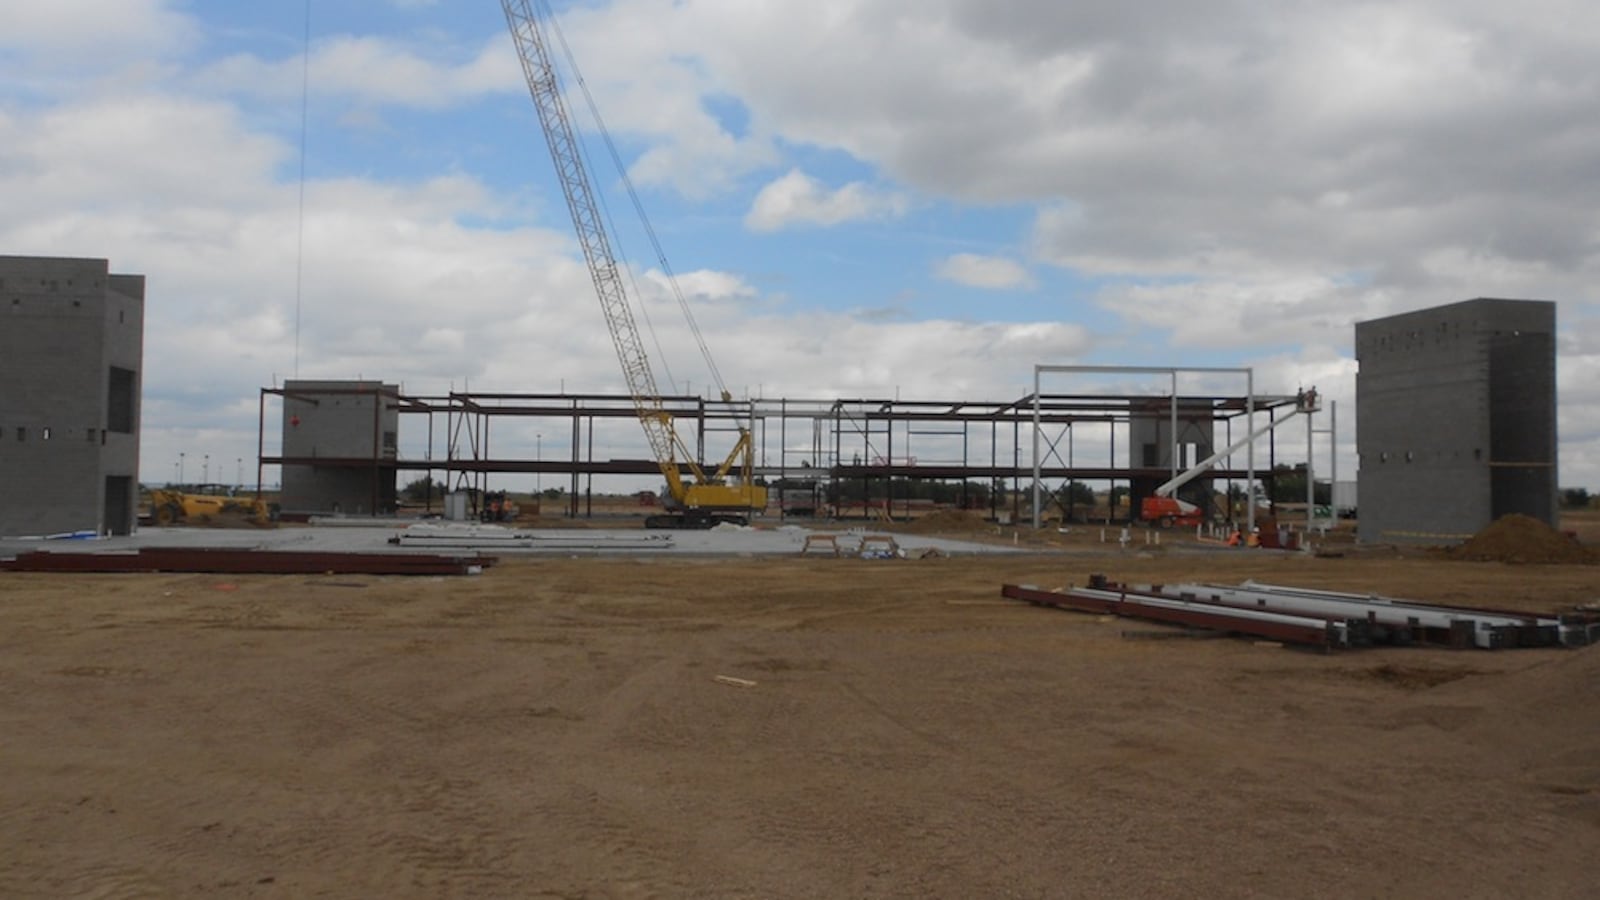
[1488, 329, 1558, 523]
[1356, 298, 1556, 544]
[1128, 400, 1217, 512]
[1127, 401, 1217, 470]
[280, 380, 400, 515]
[0, 256, 143, 537]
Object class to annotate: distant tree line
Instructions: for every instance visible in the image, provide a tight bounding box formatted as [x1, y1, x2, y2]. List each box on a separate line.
[1265, 464, 1332, 505]
[401, 476, 563, 503]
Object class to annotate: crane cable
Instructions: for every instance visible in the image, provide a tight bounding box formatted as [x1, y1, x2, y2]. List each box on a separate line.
[538, 0, 728, 400]
[535, 3, 676, 398]
[561, 87, 680, 396]
[293, 0, 312, 377]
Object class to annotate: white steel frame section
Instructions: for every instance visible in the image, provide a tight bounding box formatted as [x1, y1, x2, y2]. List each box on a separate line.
[1030, 365, 1256, 532]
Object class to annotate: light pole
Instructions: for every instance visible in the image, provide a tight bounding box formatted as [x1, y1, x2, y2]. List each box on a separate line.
[179, 452, 186, 486]
[236, 457, 243, 490]
[202, 454, 210, 485]
[173, 460, 180, 485]
[536, 433, 543, 495]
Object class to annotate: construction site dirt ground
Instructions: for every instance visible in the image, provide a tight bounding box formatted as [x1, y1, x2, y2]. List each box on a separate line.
[3, 540, 1599, 897]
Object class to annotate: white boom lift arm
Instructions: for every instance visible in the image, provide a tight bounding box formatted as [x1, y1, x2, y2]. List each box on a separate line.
[1153, 388, 1321, 499]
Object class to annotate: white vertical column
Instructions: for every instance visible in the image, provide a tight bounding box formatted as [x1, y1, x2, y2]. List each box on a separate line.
[1031, 366, 1042, 529]
[1306, 402, 1315, 537]
[1246, 370, 1255, 536]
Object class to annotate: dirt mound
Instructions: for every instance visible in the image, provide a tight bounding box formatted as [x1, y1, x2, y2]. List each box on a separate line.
[1450, 514, 1598, 564]
[895, 509, 997, 535]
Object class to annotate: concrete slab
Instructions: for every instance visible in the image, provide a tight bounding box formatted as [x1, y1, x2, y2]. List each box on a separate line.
[0, 522, 1027, 559]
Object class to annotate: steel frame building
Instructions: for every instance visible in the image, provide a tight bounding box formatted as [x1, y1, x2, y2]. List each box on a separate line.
[257, 385, 1304, 523]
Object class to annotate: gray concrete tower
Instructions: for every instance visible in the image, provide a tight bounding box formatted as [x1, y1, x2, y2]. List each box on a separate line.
[0, 255, 145, 537]
[279, 380, 400, 515]
[1355, 298, 1557, 544]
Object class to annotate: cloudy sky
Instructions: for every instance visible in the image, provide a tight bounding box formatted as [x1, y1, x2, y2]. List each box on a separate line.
[2, 0, 1596, 491]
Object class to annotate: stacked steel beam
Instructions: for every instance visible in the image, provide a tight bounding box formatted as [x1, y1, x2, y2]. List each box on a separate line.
[0, 548, 494, 576]
[1001, 581, 1349, 650]
[1002, 575, 1583, 650]
[1156, 580, 1564, 649]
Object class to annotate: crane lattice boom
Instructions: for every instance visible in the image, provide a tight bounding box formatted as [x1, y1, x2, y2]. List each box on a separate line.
[501, 0, 764, 522]
[501, 0, 676, 468]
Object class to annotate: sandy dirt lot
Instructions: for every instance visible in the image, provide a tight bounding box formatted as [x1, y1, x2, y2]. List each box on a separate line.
[2, 547, 1598, 899]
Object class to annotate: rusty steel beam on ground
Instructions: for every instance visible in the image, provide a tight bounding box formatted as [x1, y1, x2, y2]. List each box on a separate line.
[0, 549, 495, 576]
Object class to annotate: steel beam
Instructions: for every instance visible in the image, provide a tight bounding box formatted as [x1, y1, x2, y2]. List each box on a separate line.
[1, 549, 495, 576]
[1159, 581, 1562, 649]
[1001, 583, 1343, 649]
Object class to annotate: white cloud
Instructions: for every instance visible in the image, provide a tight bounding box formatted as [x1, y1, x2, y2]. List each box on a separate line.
[0, 0, 198, 61]
[935, 253, 1034, 290]
[744, 169, 906, 232]
[6, 0, 1600, 490]
[0, 76, 1086, 486]
[1556, 320, 1600, 451]
[1093, 275, 1389, 351]
[706, 314, 1094, 400]
[0, 93, 286, 212]
[634, 2, 1600, 294]
[182, 8, 777, 197]
[195, 34, 515, 110]
[640, 268, 756, 305]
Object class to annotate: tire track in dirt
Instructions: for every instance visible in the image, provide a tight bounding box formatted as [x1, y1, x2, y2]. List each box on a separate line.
[6, 557, 1598, 897]
[206, 673, 540, 897]
[37, 862, 171, 900]
[506, 628, 787, 897]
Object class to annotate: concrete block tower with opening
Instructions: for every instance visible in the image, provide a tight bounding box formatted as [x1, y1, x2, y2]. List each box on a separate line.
[0, 255, 145, 536]
[1127, 399, 1217, 517]
[1355, 298, 1557, 544]
[279, 380, 400, 516]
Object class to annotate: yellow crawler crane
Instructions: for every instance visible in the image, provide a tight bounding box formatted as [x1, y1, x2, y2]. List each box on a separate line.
[502, 1, 766, 528]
